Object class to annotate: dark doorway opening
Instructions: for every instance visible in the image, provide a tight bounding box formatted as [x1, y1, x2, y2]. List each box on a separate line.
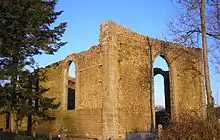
[5, 112, 10, 129]
[67, 61, 76, 110]
[67, 88, 75, 110]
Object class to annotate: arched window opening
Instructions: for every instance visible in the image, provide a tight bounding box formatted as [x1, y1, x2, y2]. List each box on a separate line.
[69, 62, 76, 78]
[154, 75, 165, 110]
[153, 56, 171, 128]
[67, 61, 76, 110]
[154, 56, 168, 71]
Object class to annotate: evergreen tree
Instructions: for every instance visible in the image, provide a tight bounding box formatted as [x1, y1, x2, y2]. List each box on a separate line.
[0, 0, 67, 132]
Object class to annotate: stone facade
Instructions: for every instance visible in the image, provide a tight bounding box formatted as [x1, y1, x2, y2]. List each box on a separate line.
[0, 21, 206, 139]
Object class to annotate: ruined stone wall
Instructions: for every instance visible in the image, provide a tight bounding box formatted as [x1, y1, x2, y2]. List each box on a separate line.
[1, 21, 206, 140]
[75, 45, 103, 110]
[59, 45, 103, 138]
[33, 60, 66, 133]
[100, 22, 152, 137]
[0, 115, 4, 129]
[100, 22, 153, 139]
[28, 45, 104, 138]
[100, 21, 206, 139]
[151, 39, 206, 119]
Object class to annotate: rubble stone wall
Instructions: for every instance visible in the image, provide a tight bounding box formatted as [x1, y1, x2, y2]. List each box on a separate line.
[0, 21, 206, 140]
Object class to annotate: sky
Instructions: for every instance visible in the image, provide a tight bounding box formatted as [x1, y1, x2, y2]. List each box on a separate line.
[35, 0, 220, 106]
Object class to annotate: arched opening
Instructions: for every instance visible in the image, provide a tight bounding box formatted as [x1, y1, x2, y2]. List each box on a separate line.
[153, 56, 171, 128]
[154, 75, 165, 109]
[68, 62, 76, 78]
[67, 61, 76, 110]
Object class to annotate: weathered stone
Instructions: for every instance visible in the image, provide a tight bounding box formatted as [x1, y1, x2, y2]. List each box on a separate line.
[0, 21, 206, 140]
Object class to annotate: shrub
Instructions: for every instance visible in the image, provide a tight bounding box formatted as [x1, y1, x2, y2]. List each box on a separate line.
[156, 112, 220, 140]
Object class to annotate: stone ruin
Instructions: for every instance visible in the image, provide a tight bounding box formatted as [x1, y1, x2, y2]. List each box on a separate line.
[0, 21, 206, 139]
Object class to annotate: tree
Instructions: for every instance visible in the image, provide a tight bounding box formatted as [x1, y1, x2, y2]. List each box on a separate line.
[200, 0, 212, 106]
[168, 2, 220, 139]
[169, 0, 220, 107]
[26, 71, 60, 133]
[155, 105, 165, 112]
[0, 0, 67, 133]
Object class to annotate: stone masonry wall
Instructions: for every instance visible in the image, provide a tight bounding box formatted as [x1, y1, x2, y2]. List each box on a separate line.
[99, 21, 206, 139]
[0, 21, 206, 140]
[29, 45, 104, 138]
[0, 115, 4, 129]
[100, 22, 152, 137]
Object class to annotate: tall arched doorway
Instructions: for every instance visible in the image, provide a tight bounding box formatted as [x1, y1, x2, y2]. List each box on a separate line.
[153, 56, 171, 128]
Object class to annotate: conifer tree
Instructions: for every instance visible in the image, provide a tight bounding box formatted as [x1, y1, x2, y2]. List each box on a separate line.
[0, 0, 67, 132]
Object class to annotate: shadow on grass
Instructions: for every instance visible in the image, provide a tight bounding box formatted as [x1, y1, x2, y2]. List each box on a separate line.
[0, 131, 60, 140]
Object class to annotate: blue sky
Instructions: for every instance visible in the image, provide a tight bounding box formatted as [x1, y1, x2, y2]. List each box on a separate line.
[35, 0, 220, 106]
